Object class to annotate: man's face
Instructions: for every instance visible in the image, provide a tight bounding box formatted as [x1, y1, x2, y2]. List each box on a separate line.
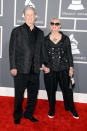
[24, 9, 36, 26]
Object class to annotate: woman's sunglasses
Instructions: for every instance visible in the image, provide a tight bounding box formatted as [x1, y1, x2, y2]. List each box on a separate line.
[50, 22, 61, 26]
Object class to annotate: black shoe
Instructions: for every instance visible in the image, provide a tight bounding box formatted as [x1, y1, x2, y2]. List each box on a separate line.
[14, 119, 20, 125]
[48, 112, 55, 118]
[65, 108, 69, 111]
[24, 115, 39, 123]
[70, 110, 79, 119]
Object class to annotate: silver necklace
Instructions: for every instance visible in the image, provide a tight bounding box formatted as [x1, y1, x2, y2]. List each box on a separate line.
[53, 38, 57, 42]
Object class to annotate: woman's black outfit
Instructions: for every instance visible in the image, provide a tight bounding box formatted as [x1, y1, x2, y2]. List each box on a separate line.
[42, 32, 77, 116]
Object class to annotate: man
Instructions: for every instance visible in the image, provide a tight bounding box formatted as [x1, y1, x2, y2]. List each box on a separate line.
[9, 6, 44, 125]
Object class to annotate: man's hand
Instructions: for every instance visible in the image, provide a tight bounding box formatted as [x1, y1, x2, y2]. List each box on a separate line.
[44, 67, 50, 73]
[42, 64, 50, 74]
[10, 69, 17, 76]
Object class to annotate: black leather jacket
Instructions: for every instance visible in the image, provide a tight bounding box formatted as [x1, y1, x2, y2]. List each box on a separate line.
[42, 32, 73, 71]
[9, 23, 44, 74]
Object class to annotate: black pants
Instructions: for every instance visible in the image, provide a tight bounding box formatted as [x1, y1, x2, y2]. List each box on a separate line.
[44, 69, 76, 114]
[13, 73, 39, 120]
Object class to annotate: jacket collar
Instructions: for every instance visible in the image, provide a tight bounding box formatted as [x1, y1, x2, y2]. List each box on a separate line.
[23, 23, 36, 32]
[45, 31, 66, 42]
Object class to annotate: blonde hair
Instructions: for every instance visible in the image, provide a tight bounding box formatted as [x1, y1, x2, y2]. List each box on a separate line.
[51, 18, 61, 23]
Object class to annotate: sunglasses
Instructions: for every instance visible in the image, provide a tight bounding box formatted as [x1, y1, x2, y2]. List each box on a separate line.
[50, 22, 61, 26]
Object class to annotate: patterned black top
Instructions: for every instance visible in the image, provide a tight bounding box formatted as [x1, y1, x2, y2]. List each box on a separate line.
[42, 32, 73, 71]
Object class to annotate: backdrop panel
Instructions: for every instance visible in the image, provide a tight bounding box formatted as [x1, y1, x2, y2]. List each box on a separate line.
[0, 0, 87, 95]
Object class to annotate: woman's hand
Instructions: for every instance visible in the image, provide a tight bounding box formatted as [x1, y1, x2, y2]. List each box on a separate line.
[69, 67, 74, 77]
[10, 69, 17, 76]
[42, 64, 50, 73]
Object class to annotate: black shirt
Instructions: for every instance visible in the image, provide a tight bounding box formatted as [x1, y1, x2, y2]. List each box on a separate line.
[25, 23, 37, 73]
[42, 32, 73, 72]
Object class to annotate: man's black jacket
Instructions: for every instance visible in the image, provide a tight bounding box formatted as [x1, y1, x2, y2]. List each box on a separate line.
[9, 23, 44, 74]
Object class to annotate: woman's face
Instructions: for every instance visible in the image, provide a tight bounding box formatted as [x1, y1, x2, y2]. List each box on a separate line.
[50, 19, 61, 32]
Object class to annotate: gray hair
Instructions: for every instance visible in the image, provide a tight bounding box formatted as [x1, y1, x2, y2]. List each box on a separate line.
[23, 5, 36, 15]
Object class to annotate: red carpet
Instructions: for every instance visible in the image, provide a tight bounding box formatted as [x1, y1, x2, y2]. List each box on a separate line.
[0, 96, 87, 131]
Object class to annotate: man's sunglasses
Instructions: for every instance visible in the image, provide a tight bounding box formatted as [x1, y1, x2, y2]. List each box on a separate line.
[50, 22, 61, 26]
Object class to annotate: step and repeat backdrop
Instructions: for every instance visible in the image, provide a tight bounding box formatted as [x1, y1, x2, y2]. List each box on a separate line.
[0, 0, 87, 93]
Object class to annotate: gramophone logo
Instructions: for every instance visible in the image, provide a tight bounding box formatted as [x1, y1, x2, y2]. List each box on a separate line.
[69, 33, 87, 63]
[14, 0, 48, 28]
[68, 0, 84, 10]
[24, 0, 35, 8]
[59, 0, 87, 19]
[69, 34, 80, 55]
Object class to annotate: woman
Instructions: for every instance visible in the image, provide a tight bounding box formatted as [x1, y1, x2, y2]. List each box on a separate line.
[42, 18, 79, 119]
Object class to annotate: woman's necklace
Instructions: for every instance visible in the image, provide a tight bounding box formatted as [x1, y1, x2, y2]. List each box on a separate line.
[50, 32, 61, 43]
[53, 37, 58, 42]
